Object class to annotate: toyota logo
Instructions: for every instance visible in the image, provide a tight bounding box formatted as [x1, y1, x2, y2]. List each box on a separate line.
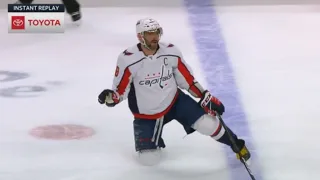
[13, 19, 24, 26]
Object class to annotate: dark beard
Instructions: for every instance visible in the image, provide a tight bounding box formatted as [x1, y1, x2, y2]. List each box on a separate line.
[147, 42, 158, 50]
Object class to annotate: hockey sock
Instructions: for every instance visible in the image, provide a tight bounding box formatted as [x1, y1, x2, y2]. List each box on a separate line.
[215, 127, 238, 146]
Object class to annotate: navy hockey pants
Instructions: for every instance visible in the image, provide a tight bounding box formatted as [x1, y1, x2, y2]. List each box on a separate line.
[133, 89, 206, 151]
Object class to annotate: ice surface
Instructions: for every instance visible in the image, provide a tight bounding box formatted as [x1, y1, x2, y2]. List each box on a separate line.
[0, 5, 320, 180]
[216, 5, 320, 180]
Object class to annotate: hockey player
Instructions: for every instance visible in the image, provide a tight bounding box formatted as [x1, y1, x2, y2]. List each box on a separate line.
[98, 18, 251, 166]
[15, 0, 81, 23]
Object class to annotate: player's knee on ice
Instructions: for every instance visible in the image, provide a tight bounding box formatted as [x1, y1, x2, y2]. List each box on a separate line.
[192, 114, 225, 140]
[137, 149, 162, 166]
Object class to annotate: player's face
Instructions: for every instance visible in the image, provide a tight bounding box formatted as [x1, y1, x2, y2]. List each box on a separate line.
[144, 30, 160, 50]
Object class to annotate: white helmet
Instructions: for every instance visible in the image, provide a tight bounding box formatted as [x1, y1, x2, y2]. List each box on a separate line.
[136, 18, 163, 49]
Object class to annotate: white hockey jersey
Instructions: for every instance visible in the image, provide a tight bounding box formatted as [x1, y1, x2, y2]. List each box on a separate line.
[112, 42, 203, 119]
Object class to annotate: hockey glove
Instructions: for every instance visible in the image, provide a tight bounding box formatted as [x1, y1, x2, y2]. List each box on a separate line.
[199, 90, 225, 115]
[98, 89, 120, 107]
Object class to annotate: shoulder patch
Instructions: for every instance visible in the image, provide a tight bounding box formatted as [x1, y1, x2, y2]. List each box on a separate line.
[123, 50, 133, 56]
[167, 44, 174, 48]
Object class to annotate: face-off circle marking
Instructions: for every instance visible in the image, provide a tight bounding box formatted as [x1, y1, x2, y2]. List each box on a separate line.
[29, 124, 95, 140]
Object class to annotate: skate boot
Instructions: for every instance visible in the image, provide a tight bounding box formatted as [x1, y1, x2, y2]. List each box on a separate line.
[71, 11, 81, 21]
[70, 11, 82, 25]
[232, 139, 251, 164]
[14, 0, 32, 4]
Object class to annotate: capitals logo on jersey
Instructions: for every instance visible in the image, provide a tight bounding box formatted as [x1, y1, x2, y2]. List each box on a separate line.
[139, 62, 173, 89]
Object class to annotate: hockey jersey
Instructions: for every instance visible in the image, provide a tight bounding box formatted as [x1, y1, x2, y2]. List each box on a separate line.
[112, 43, 203, 119]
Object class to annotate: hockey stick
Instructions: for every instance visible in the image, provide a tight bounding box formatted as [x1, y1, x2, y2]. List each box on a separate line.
[215, 112, 256, 180]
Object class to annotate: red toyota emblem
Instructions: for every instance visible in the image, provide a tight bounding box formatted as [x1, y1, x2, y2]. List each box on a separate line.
[13, 19, 24, 26]
[11, 16, 25, 30]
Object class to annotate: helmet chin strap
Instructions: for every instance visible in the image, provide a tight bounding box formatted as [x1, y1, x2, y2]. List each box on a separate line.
[141, 37, 152, 50]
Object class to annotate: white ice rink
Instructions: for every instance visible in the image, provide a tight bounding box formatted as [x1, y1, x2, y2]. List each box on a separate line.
[0, 5, 320, 180]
